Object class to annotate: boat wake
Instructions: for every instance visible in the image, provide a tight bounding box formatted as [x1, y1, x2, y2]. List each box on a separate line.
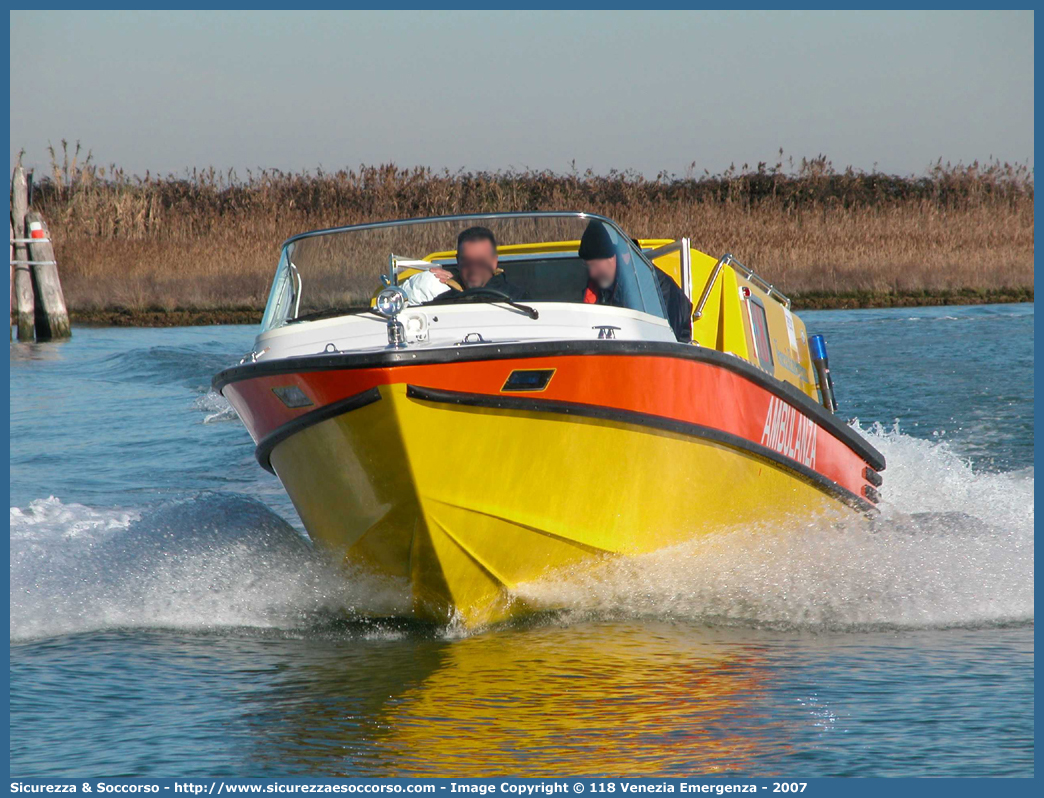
[517, 422, 1033, 631]
[10, 426, 1033, 642]
[194, 389, 239, 424]
[10, 492, 410, 642]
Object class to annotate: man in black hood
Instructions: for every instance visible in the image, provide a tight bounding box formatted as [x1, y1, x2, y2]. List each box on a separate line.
[578, 220, 692, 343]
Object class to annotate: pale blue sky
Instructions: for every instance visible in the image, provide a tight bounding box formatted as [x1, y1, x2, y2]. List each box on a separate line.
[9, 10, 1035, 178]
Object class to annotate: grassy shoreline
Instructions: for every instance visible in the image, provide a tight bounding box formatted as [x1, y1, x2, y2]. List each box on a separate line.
[57, 288, 1033, 327]
[21, 147, 1034, 320]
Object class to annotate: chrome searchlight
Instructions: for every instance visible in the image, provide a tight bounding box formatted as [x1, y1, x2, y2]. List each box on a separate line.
[376, 286, 408, 348]
[376, 286, 406, 318]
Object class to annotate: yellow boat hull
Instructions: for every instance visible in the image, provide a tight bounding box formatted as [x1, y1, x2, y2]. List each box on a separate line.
[269, 382, 855, 627]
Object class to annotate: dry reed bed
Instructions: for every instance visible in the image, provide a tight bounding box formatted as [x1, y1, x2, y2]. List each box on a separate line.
[25, 145, 1035, 312]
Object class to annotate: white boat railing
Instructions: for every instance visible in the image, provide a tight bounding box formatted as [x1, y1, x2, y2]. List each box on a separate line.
[692, 253, 792, 321]
[645, 240, 792, 321]
[726, 253, 792, 309]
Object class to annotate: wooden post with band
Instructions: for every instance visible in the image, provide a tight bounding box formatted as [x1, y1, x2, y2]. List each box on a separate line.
[11, 165, 35, 341]
[9, 219, 14, 341]
[25, 211, 70, 339]
[10, 164, 71, 341]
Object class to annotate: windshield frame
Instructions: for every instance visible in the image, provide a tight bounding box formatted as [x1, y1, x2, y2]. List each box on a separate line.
[264, 211, 668, 331]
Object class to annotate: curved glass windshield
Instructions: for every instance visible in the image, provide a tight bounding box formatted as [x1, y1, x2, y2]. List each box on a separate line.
[260, 213, 668, 332]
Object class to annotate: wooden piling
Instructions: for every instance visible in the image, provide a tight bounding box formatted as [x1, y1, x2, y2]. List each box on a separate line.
[26, 211, 70, 340]
[11, 165, 34, 341]
[9, 219, 13, 340]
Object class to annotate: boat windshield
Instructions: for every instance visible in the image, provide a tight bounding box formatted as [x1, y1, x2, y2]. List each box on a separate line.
[260, 213, 668, 331]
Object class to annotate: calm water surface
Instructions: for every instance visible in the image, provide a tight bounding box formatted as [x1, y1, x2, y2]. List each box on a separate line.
[9, 304, 1034, 777]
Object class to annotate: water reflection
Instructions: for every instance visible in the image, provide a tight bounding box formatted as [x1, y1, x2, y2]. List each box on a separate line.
[9, 337, 71, 362]
[244, 622, 784, 776]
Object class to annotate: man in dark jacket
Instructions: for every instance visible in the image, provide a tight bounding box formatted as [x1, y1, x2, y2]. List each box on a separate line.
[428, 226, 530, 301]
[578, 220, 692, 343]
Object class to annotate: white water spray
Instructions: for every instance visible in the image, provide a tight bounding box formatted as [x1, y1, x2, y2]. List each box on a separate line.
[515, 423, 1033, 630]
[10, 427, 1033, 641]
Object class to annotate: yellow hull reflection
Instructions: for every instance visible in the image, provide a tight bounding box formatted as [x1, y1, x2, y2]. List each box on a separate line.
[246, 623, 785, 776]
[270, 384, 851, 627]
[374, 625, 777, 776]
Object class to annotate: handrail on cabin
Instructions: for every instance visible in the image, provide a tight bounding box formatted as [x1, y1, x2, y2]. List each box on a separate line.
[727, 254, 792, 309]
[693, 254, 729, 321]
[691, 252, 792, 321]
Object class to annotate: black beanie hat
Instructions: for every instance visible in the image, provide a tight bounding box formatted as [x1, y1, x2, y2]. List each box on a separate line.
[578, 220, 618, 260]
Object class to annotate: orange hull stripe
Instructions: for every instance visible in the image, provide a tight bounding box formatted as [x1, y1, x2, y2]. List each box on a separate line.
[223, 354, 872, 498]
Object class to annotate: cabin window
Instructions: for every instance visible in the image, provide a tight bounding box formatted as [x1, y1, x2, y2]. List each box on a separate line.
[628, 241, 669, 319]
[747, 297, 774, 371]
[260, 247, 295, 332]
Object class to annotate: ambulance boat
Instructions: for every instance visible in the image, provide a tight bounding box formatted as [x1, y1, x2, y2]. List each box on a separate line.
[214, 212, 885, 626]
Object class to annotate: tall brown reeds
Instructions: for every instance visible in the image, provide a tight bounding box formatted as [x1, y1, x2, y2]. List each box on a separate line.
[26, 143, 1034, 312]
